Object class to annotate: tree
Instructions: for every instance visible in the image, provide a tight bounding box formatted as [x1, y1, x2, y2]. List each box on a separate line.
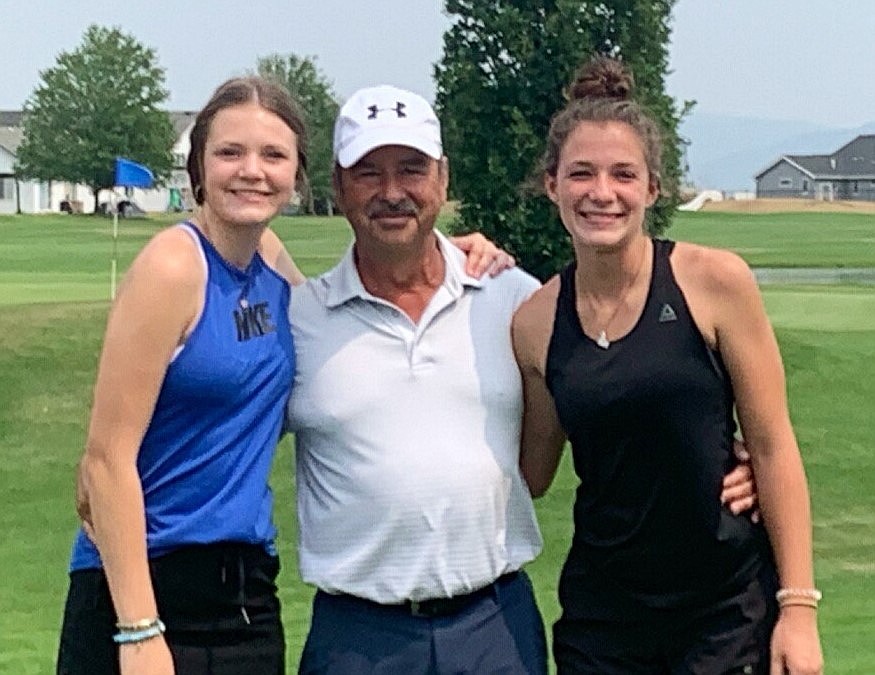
[15, 25, 175, 213]
[436, 0, 687, 280]
[257, 54, 339, 215]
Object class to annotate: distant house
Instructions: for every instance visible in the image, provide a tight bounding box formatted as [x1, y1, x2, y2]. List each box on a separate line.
[1, 112, 52, 215]
[755, 135, 875, 201]
[0, 110, 197, 214]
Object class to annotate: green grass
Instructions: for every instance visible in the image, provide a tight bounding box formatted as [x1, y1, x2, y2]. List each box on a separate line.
[2, 211, 872, 307]
[1, 213, 873, 672]
[0, 214, 355, 306]
[672, 211, 875, 268]
[762, 285, 875, 332]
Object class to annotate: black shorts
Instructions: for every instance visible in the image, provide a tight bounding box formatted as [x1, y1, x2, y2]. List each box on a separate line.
[553, 564, 779, 674]
[56, 542, 285, 675]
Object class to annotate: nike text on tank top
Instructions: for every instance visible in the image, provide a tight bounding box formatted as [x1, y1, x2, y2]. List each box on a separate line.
[70, 223, 294, 570]
[546, 238, 771, 618]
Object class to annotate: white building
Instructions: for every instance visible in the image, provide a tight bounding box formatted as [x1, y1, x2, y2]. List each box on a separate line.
[0, 110, 197, 215]
[0, 124, 52, 214]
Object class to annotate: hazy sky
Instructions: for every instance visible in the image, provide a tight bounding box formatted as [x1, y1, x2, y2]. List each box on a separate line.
[1, 1, 873, 128]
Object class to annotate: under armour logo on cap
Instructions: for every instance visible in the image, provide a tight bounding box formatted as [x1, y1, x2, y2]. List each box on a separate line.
[334, 85, 442, 168]
[658, 303, 677, 322]
[367, 102, 407, 119]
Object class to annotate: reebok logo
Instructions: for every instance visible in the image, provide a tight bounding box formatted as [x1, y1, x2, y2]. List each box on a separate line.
[658, 303, 677, 322]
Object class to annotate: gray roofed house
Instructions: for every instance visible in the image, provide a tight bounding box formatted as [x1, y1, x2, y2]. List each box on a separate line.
[0, 112, 25, 162]
[168, 111, 197, 138]
[0, 127, 24, 156]
[755, 135, 875, 201]
[0, 126, 25, 211]
[0, 111, 24, 127]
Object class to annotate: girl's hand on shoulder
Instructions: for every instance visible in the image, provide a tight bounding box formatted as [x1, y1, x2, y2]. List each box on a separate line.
[450, 232, 516, 278]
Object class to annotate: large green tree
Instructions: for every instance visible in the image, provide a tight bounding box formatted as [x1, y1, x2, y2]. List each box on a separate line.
[436, 0, 686, 280]
[257, 54, 339, 215]
[15, 25, 175, 213]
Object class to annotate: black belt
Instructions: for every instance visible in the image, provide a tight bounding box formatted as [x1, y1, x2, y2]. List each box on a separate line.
[328, 571, 519, 619]
[404, 571, 518, 618]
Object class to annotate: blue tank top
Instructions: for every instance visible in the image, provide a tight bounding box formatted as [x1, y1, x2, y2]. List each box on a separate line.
[70, 223, 294, 570]
[546, 238, 771, 618]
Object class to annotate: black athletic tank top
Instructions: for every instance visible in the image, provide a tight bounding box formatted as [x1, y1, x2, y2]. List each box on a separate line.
[546, 238, 771, 619]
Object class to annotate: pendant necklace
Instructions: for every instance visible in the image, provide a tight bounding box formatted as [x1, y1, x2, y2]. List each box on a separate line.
[584, 242, 648, 350]
[237, 271, 253, 309]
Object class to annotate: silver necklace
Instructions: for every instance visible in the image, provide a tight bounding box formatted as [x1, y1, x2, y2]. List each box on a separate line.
[583, 243, 648, 350]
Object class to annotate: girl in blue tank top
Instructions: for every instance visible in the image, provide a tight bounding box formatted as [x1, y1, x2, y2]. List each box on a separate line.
[57, 76, 310, 675]
[512, 56, 822, 674]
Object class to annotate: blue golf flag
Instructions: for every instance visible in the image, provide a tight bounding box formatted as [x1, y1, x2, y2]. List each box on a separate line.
[114, 157, 154, 188]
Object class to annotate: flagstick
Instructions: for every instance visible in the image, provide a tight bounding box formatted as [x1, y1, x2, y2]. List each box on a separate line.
[110, 158, 155, 300]
[110, 201, 119, 300]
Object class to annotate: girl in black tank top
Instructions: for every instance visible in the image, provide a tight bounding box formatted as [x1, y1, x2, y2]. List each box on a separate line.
[547, 238, 770, 616]
[511, 56, 822, 673]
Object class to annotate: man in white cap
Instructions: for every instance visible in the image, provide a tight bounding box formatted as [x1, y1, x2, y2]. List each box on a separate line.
[286, 85, 757, 674]
[287, 84, 548, 673]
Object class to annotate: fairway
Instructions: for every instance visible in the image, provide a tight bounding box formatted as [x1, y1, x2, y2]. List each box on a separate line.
[672, 211, 875, 268]
[1, 212, 874, 673]
[763, 285, 875, 332]
[0, 214, 354, 306]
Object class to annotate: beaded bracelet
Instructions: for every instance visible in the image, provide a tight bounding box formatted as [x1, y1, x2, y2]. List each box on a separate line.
[776, 588, 821, 611]
[778, 597, 819, 609]
[112, 618, 166, 644]
[116, 616, 162, 631]
[775, 588, 822, 603]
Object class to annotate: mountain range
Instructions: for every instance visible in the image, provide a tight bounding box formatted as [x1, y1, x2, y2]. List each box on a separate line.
[679, 113, 875, 193]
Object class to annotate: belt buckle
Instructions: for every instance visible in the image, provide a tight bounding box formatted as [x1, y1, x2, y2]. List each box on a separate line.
[407, 595, 465, 618]
[408, 598, 450, 618]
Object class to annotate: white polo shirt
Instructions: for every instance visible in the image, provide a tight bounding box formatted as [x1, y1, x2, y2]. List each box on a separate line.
[287, 231, 543, 603]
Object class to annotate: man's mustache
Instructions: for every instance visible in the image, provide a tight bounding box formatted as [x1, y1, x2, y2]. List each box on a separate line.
[367, 200, 418, 217]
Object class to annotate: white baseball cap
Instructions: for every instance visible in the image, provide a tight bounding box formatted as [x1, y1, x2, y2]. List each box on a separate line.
[333, 85, 443, 168]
